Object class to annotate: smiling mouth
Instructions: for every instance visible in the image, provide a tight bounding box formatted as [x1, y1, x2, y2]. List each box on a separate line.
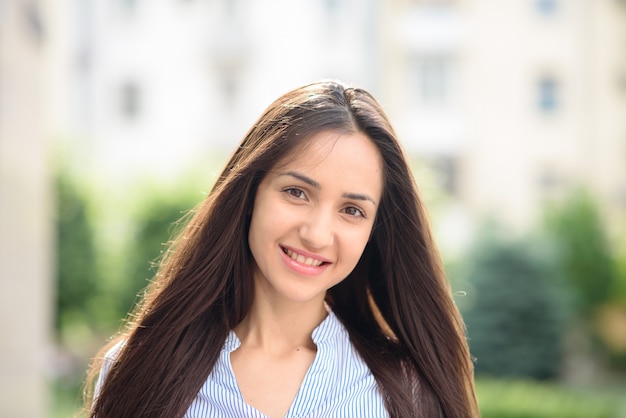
[282, 247, 329, 267]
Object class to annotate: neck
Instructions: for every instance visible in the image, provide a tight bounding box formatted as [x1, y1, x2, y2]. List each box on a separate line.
[234, 294, 328, 354]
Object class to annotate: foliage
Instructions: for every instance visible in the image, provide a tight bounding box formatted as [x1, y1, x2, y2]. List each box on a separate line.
[544, 190, 617, 316]
[460, 223, 569, 379]
[55, 163, 208, 340]
[117, 183, 201, 319]
[476, 379, 624, 418]
[51, 378, 83, 418]
[614, 232, 626, 306]
[55, 171, 100, 332]
[53, 161, 214, 415]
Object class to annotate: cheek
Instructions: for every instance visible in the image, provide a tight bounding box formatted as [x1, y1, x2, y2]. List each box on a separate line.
[341, 227, 374, 264]
[249, 200, 289, 246]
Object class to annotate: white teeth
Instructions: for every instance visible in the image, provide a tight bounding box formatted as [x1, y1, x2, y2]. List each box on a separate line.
[285, 248, 324, 267]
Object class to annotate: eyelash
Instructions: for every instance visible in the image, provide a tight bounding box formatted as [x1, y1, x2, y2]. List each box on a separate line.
[342, 206, 366, 218]
[282, 187, 367, 219]
[284, 187, 307, 200]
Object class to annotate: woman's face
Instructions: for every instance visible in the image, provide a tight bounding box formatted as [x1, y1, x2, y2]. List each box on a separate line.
[248, 130, 384, 308]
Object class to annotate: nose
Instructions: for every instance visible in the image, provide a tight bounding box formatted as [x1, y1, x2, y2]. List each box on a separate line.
[299, 208, 334, 249]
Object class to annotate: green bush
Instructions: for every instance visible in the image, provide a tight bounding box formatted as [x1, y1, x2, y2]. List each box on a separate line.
[117, 184, 201, 318]
[476, 379, 622, 418]
[55, 171, 100, 332]
[460, 224, 568, 379]
[55, 165, 208, 338]
[545, 190, 616, 315]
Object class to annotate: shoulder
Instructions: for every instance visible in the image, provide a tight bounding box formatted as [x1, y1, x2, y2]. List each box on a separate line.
[94, 340, 126, 396]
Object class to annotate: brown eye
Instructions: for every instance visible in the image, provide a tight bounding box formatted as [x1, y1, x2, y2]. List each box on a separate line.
[285, 188, 306, 200]
[343, 206, 366, 218]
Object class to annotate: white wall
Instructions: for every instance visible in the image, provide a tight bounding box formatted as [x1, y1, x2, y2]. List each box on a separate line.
[0, 1, 53, 416]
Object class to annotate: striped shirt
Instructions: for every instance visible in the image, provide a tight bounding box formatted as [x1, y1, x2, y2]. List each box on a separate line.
[98, 311, 389, 417]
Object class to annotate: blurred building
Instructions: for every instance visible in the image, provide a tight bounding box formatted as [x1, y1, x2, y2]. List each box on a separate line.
[0, 0, 53, 417]
[56, 0, 379, 181]
[55, 0, 626, 231]
[383, 0, 626, 236]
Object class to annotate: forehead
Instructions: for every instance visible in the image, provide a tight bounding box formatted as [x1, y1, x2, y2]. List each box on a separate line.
[273, 130, 382, 172]
[269, 130, 384, 199]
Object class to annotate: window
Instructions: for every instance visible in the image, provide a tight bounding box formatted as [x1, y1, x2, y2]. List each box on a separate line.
[412, 0, 454, 6]
[538, 168, 560, 190]
[536, 0, 558, 15]
[23, 2, 44, 44]
[537, 76, 559, 113]
[618, 184, 626, 209]
[220, 73, 237, 109]
[412, 55, 452, 106]
[537, 167, 566, 202]
[224, 0, 238, 18]
[117, 0, 139, 18]
[120, 0, 138, 12]
[120, 82, 140, 120]
[325, 0, 340, 25]
[326, 0, 339, 11]
[619, 68, 626, 95]
[432, 156, 458, 196]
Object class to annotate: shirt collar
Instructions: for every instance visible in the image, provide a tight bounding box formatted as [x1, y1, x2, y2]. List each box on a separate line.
[311, 310, 343, 345]
[222, 310, 343, 353]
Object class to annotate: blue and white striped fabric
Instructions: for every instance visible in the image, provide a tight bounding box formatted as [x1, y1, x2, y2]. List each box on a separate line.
[98, 311, 389, 417]
[187, 311, 389, 417]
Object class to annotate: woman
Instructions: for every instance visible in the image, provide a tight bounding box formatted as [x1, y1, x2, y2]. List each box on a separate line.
[86, 80, 479, 417]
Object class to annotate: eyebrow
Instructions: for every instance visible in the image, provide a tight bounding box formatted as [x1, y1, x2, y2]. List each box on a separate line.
[281, 171, 320, 188]
[342, 192, 377, 206]
[279, 171, 378, 206]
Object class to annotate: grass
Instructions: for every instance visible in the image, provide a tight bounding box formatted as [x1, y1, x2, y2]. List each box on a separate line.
[476, 378, 626, 418]
[51, 377, 626, 417]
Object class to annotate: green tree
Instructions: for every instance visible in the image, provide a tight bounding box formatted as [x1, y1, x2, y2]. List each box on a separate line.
[55, 172, 99, 331]
[545, 190, 616, 316]
[460, 225, 568, 379]
[117, 185, 201, 318]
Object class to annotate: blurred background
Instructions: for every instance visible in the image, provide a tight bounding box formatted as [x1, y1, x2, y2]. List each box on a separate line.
[1, 0, 626, 416]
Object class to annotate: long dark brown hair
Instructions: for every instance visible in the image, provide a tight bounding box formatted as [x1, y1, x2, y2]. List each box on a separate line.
[85, 80, 478, 417]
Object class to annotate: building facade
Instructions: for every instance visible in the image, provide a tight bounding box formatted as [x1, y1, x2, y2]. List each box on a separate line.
[382, 0, 626, 237]
[0, 1, 53, 416]
[59, 0, 626, 235]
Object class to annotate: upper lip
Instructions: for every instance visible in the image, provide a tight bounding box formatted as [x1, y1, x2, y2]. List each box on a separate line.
[280, 244, 332, 264]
